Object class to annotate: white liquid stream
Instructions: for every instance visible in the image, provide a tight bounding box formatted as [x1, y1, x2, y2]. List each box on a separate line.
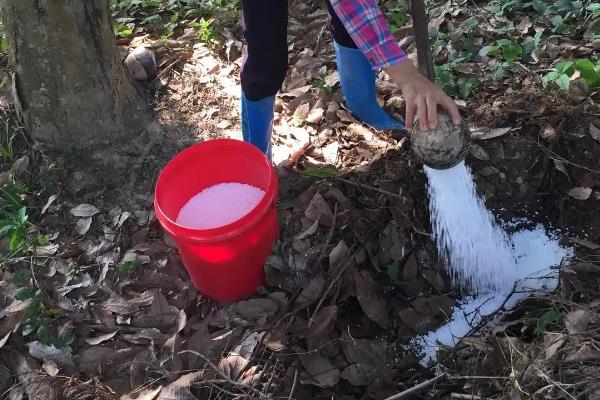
[416, 162, 572, 362]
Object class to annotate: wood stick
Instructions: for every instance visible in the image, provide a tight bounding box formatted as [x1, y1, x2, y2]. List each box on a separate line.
[411, 0, 435, 80]
[383, 374, 447, 400]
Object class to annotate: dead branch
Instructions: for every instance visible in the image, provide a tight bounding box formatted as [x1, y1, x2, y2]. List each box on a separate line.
[383, 374, 447, 400]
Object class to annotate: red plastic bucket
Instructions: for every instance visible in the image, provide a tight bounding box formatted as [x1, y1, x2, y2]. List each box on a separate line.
[154, 139, 279, 302]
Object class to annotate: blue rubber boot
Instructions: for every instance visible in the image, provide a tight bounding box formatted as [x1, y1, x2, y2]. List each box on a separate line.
[334, 41, 405, 132]
[241, 91, 275, 158]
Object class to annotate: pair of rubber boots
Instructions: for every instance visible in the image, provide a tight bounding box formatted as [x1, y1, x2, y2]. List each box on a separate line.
[241, 42, 405, 158]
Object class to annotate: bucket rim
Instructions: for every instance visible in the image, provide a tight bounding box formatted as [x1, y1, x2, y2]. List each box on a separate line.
[154, 138, 278, 242]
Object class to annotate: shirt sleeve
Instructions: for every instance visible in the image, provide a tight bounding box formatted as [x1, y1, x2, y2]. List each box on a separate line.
[330, 0, 408, 70]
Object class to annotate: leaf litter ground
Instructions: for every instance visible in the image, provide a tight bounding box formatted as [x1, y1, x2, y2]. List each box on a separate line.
[2, 0, 600, 399]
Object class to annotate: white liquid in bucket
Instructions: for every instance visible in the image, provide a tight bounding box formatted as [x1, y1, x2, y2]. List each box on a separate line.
[176, 182, 265, 229]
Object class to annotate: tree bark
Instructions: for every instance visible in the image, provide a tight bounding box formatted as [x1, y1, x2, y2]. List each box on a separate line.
[0, 0, 151, 150]
[411, 0, 435, 81]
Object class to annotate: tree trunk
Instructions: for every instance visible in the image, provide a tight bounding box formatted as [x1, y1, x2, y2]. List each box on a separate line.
[0, 0, 151, 150]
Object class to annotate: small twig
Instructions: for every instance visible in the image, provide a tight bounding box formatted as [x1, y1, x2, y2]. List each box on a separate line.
[308, 246, 357, 328]
[505, 333, 577, 400]
[155, 57, 184, 80]
[412, 226, 433, 238]
[448, 375, 511, 380]
[128, 133, 158, 189]
[288, 369, 299, 400]
[383, 374, 447, 400]
[310, 202, 338, 273]
[288, 167, 403, 200]
[178, 350, 263, 398]
[451, 394, 482, 400]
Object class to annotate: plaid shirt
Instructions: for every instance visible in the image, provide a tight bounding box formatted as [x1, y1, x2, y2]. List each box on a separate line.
[330, 0, 407, 69]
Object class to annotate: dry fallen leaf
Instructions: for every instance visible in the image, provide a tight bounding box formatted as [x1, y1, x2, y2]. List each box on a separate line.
[102, 293, 142, 315]
[565, 341, 600, 362]
[294, 102, 310, 121]
[397, 308, 420, 331]
[306, 107, 324, 124]
[27, 341, 75, 369]
[219, 332, 258, 379]
[77, 346, 118, 374]
[589, 122, 600, 142]
[293, 219, 319, 241]
[11, 155, 29, 177]
[70, 204, 100, 218]
[567, 187, 592, 200]
[342, 363, 378, 386]
[329, 240, 349, 278]
[157, 371, 205, 400]
[298, 350, 341, 388]
[306, 305, 337, 338]
[543, 333, 566, 360]
[294, 273, 326, 309]
[122, 386, 162, 400]
[471, 127, 512, 140]
[84, 331, 118, 345]
[305, 192, 334, 226]
[403, 253, 418, 283]
[321, 141, 339, 165]
[565, 309, 594, 334]
[554, 160, 571, 182]
[229, 297, 281, 322]
[340, 334, 393, 383]
[0, 332, 11, 350]
[75, 217, 93, 235]
[42, 359, 60, 377]
[422, 269, 445, 293]
[470, 144, 490, 161]
[41, 194, 58, 215]
[355, 270, 389, 329]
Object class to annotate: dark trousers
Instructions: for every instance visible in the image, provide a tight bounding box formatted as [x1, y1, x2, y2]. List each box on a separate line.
[241, 0, 358, 101]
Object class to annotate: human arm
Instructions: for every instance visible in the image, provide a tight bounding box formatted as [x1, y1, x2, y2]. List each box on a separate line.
[329, 0, 462, 129]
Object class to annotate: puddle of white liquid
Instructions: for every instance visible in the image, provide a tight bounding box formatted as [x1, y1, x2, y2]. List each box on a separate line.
[413, 212, 572, 363]
[412, 161, 573, 363]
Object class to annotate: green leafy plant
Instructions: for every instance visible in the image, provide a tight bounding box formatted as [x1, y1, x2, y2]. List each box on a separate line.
[111, 0, 239, 41]
[119, 260, 142, 275]
[114, 21, 135, 38]
[0, 22, 7, 54]
[586, 2, 600, 20]
[480, 39, 523, 62]
[1, 120, 24, 163]
[386, 261, 400, 284]
[13, 274, 72, 348]
[542, 59, 600, 91]
[534, 308, 564, 335]
[387, 1, 409, 33]
[303, 166, 338, 178]
[0, 204, 28, 256]
[435, 63, 480, 99]
[189, 18, 214, 43]
[314, 74, 333, 95]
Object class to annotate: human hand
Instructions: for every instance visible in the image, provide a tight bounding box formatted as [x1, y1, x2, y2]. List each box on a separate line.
[385, 60, 462, 130]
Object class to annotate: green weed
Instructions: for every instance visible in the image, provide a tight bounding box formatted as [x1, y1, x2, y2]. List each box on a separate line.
[13, 272, 72, 349]
[387, 1, 410, 33]
[314, 74, 333, 95]
[119, 260, 142, 275]
[1, 120, 25, 164]
[0, 22, 7, 54]
[111, 0, 238, 41]
[543, 59, 600, 91]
